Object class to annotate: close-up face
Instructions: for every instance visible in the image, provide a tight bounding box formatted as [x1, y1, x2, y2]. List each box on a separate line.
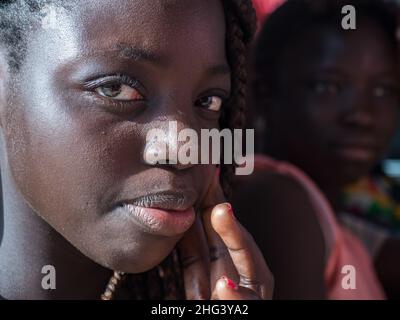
[269, 17, 399, 187]
[0, 0, 230, 273]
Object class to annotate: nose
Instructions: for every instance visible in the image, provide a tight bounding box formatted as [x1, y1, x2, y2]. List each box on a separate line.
[143, 117, 198, 170]
[341, 89, 374, 130]
[342, 109, 374, 128]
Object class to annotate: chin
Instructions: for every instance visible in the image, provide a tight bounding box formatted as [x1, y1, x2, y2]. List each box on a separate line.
[97, 238, 179, 274]
[350, 160, 375, 175]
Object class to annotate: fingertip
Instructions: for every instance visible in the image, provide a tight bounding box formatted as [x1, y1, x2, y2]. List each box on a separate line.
[222, 275, 239, 290]
[216, 276, 238, 292]
[211, 203, 236, 234]
[215, 276, 240, 300]
[212, 203, 234, 220]
[216, 277, 227, 292]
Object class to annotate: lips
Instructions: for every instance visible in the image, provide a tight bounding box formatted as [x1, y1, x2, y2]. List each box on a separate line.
[115, 190, 197, 236]
[331, 140, 379, 162]
[121, 191, 197, 211]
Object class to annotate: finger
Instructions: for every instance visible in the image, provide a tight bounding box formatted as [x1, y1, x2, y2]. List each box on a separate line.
[212, 203, 256, 280]
[199, 167, 238, 295]
[177, 214, 211, 300]
[202, 206, 238, 297]
[214, 276, 260, 300]
[211, 203, 273, 299]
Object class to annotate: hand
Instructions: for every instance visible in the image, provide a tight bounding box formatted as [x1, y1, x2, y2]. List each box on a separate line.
[178, 168, 274, 300]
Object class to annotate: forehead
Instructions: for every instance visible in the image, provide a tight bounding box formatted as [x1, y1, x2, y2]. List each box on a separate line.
[25, 0, 227, 68]
[281, 17, 397, 77]
[80, 0, 225, 53]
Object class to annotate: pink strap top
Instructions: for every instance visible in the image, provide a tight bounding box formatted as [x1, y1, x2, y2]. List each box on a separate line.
[254, 154, 385, 299]
[252, 0, 285, 23]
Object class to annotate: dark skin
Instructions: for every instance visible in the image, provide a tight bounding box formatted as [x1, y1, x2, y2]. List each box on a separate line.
[0, 0, 273, 299]
[266, 19, 399, 201]
[235, 17, 400, 299]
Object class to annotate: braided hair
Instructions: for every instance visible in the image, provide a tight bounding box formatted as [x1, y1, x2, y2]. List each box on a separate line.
[109, 0, 257, 300]
[0, 0, 255, 192]
[0, 0, 256, 299]
[219, 0, 256, 197]
[119, 0, 257, 300]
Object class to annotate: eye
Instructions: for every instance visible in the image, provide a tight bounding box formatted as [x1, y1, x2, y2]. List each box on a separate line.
[95, 83, 143, 101]
[195, 96, 223, 112]
[373, 84, 399, 99]
[84, 74, 146, 102]
[310, 80, 341, 96]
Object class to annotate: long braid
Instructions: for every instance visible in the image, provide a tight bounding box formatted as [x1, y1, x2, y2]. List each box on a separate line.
[220, 0, 256, 197]
[2, 0, 255, 302]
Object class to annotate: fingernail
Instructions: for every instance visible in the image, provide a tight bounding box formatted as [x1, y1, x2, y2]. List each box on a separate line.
[221, 276, 238, 291]
[225, 203, 234, 217]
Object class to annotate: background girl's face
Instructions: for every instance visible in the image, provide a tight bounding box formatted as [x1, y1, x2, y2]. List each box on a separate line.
[1, 0, 230, 272]
[268, 17, 399, 187]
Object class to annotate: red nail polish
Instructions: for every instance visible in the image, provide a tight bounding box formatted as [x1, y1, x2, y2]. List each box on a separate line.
[222, 276, 238, 290]
[226, 203, 234, 216]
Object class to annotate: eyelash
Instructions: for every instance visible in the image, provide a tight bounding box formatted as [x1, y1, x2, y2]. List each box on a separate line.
[373, 84, 399, 99]
[85, 73, 138, 86]
[84, 74, 143, 94]
[83, 74, 228, 113]
[81, 74, 146, 112]
[308, 79, 342, 96]
[199, 92, 228, 110]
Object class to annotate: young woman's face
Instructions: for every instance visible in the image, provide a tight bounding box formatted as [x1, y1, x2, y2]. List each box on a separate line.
[2, 0, 230, 272]
[269, 17, 399, 187]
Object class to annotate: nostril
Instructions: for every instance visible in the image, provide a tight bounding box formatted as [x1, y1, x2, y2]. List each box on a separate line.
[343, 111, 374, 128]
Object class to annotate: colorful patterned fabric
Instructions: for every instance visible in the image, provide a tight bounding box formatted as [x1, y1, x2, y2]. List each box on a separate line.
[341, 176, 400, 234]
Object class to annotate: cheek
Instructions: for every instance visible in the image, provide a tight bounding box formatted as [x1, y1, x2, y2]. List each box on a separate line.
[282, 101, 331, 141]
[376, 107, 399, 144]
[384, 104, 399, 126]
[302, 97, 341, 137]
[5, 105, 144, 233]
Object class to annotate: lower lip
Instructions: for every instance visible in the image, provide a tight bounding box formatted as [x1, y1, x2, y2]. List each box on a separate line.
[335, 146, 376, 162]
[118, 204, 196, 236]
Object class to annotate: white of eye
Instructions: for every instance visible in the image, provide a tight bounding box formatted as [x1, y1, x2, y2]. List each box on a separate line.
[198, 96, 223, 112]
[95, 84, 142, 101]
[314, 82, 339, 95]
[373, 86, 387, 98]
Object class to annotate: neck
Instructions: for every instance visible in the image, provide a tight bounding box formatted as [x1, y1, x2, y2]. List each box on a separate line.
[0, 161, 111, 300]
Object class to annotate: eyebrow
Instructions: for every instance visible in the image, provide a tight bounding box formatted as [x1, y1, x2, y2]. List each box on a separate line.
[87, 43, 231, 79]
[313, 66, 347, 76]
[113, 43, 168, 66]
[316, 65, 399, 80]
[207, 64, 231, 77]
